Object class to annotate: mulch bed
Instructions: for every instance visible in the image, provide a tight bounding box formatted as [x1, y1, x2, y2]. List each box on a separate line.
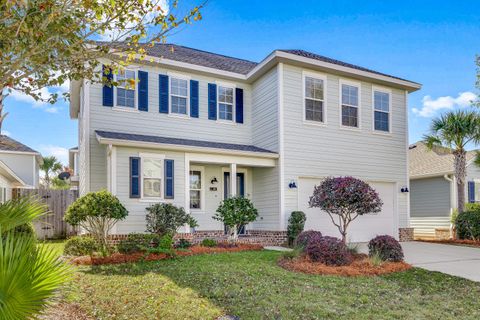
[417, 239, 480, 248]
[278, 254, 412, 277]
[70, 244, 263, 265]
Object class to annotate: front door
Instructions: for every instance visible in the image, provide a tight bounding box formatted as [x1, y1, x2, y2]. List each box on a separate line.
[223, 172, 246, 235]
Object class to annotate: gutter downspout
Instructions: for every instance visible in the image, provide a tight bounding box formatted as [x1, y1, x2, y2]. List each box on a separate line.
[444, 174, 455, 238]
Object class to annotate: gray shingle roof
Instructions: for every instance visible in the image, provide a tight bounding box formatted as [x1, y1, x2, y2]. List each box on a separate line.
[279, 49, 416, 83]
[95, 130, 276, 154]
[0, 135, 39, 154]
[409, 141, 476, 177]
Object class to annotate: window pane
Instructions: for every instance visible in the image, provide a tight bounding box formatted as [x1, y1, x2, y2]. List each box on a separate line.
[144, 178, 161, 197]
[171, 96, 187, 114]
[305, 99, 323, 122]
[219, 103, 233, 120]
[190, 190, 201, 209]
[305, 77, 323, 100]
[143, 158, 162, 178]
[342, 84, 358, 106]
[171, 78, 188, 97]
[374, 111, 389, 132]
[342, 105, 358, 127]
[374, 91, 389, 112]
[190, 171, 201, 189]
[219, 86, 233, 103]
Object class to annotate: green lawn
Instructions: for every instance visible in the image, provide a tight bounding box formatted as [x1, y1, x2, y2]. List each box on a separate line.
[56, 250, 480, 320]
[38, 239, 66, 257]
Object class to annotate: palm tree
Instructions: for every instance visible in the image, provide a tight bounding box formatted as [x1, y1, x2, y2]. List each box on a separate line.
[40, 156, 63, 189]
[423, 110, 480, 213]
[0, 198, 70, 319]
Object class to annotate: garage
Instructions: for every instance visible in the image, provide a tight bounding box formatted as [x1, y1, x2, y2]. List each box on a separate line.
[298, 178, 396, 242]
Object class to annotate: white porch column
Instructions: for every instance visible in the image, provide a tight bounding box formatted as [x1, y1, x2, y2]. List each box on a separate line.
[230, 163, 237, 197]
[184, 155, 191, 233]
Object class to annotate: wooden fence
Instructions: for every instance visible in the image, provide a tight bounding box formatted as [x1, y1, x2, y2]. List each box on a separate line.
[13, 188, 79, 239]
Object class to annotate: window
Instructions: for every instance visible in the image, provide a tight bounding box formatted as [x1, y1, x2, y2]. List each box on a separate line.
[116, 69, 136, 108]
[374, 90, 390, 132]
[170, 78, 188, 114]
[218, 86, 234, 121]
[0, 187, 6, 204]
[189, 170, 202, 209]
[304, 76, 324, 122]
[142, 158, 163, 198]
[341, 83, 359, 127]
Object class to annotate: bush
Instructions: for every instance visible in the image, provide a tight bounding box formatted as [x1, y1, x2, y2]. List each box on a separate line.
[117, 233, 161, 254]
[368, 235, 404, 262]
[281, 247, 303, 260]
[309, 176, 383, 243]
[145, 203, 198, 237]
[213, 196, 258, 242]
[306, 236, 352, 266]
[64, 236, 98, 256]
[287, 211, 306, 246]
[159, 234, 174, 250]
[65, 190, 128, 255]
[200, 238, 217, 247]
[465, 203, 480, 212]
[176, 238, 192, 249]
[456, 210, 480, 240]
[295, 230, 322, 249]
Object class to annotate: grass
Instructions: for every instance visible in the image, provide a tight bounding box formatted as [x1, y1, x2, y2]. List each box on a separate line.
[56, 250, 480, 320]
[38, 239, 66, 257]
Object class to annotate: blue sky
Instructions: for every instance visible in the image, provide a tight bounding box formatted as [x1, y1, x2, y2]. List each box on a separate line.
[4, 0, 480, 164]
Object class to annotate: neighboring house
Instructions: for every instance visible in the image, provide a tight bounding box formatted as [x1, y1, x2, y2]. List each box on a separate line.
[69, 44, 420, 243]
[0, 135, 42, 202]
[69, 147, 79, 190]
[409, 141, 480, 239]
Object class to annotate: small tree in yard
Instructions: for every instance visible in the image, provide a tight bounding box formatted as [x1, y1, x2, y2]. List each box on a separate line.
[145, 203, 198, 236]
[65, 190, 128, 255]
[309, 176, 383, 244]
[213, 196, 258, 243]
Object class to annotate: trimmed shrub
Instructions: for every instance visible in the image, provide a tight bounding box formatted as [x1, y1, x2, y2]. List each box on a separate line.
[200, 238, 217, 247]
[295, 230, 322, 249]
[456, 210, 480, 241]
[465, 203, 480, 212]
[146, 203, 198, 236]
[117, 233, 161, 254]
[64, 236, 98, 256]
[159, 234, 174, 250]
[287, 211, 306, 246]
[213, 196, 258, 242]
[176, 238, 192, 249]
[368, 235, 404, 262]
[306, 236, 352, 266]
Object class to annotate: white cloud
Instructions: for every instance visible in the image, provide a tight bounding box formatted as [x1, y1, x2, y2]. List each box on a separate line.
[45, 107, 60, 113]
[412, 91, 477, 117]
[39, 145, 69, 165]
[2, 130, 11, 136]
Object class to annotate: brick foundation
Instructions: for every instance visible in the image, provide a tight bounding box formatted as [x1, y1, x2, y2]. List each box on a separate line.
[399, 228, 414, 242]
[105, 230, 288, 246]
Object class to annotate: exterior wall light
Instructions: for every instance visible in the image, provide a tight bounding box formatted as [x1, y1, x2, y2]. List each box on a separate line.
[211, 177, 218, 184]
[401, 187, 409, 193]
[289, 180, 297, 189]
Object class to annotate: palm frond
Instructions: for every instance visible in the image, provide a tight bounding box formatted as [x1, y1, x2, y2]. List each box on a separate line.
[0, 198, 46, 232]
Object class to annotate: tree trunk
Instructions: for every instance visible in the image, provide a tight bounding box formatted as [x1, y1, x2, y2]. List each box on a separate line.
[454, 149, 467, 213]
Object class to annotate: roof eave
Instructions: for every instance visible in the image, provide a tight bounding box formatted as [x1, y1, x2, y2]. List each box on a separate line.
[69, 80, 82, 119]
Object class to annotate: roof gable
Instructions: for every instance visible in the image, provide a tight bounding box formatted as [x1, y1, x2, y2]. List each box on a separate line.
[0, 135, 39, 154]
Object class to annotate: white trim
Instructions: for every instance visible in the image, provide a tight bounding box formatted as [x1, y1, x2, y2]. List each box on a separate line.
[217, 84, 236, 123]
[371, 86, 393, 134]
[405, 90, 410, 228]
[339, 79, 362, 130]
[0, 160, 27, 186]
[32, 155, 36, 188]
[96, 135, 279, 160]
[189, 165, 205, 212]
[84, 80, 91, 194]
[139, 152, 165, 200]
[111, 146, 117, 195]
[0, 150, 40, 156]
[169, 76, 190, 116]
[185, 153, 190, 214]
[186, 153, 276, 168]
[302, 71, 327, 125]
[278, 62, 286, 230]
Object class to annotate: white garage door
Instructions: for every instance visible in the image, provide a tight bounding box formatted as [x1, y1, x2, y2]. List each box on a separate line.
[298, 178, 396, 242]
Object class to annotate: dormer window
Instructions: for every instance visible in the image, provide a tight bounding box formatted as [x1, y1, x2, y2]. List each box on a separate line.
[218, 86, 234, 121]
[116, 69, 136, 108]
[170, 77, 189, 115]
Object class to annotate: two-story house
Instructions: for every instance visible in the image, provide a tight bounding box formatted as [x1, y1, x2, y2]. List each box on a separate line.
[69, 44, 421, 244]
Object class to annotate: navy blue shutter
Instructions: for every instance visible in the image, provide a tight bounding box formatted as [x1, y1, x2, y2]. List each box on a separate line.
[164, 159, 174, 199]
[102, 65, 113, 107]
[235, 88, 244, 124]
[130, 157, 140, 198]
[190, 80, 199, 118]
[138, 71, 148, 111]
[159, 74, 169, 113]
[468, 181, 475, 203]
[208, 83, 217, 120]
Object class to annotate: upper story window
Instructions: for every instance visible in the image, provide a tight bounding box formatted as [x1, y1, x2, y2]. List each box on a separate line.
[373, 90, 390, 132]
[304, 76, 325, 123]
[170, 78, 188, 115]
[116, 69, 136, 108]
[142, 157, 163, 198]
[341, 83, 359, 128]
[218, 86, 234, 121]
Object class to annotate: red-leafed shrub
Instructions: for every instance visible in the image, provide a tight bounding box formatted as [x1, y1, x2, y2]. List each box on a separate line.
[306, 236, 352, 266]
[309, 176, 383, 244]
[368, 235, 404, 262]
[295, 230, 322, 248]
